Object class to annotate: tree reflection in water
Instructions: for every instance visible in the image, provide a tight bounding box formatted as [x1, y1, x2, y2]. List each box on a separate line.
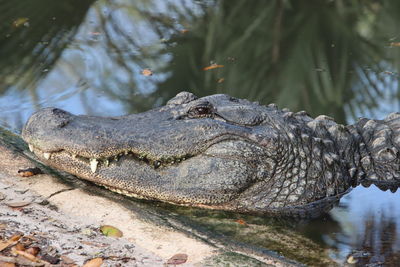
[326, 186, 400, 266]
[344, 212, 400, 266]
[1, 1, 400, 265]
[0, 0, 94, 98]
[1, 0, 400, 125]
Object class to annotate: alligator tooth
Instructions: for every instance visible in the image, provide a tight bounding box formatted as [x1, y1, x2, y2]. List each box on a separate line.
[153, 160, 161, 169]
[43, 152, 51, 160]
[104, 159, 109, 167]
[72, 154, 77, 158]
[90, 158, 98, 173]
[28, 144, 34, 152]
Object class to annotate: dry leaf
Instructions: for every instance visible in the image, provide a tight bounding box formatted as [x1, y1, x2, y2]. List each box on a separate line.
[141, 68, 153, 76]
[17, 168, 42, 177]
[60, 255, 75, 265]
[26, 247, 40, 256]
[235, 219, 247, 226]
[9, 235, 22, 242]
[217, 78, 225, 83]
[203, 64, 224, 71]
[40, 254, 59, 264]
[14, 250, 40, 262]
[14, 243, 25, 251]
[0, 242, 11, 252]
[24, 235, 38, 241]
[6, 202, 31, 208]
[81, 241, 108, 247]
[390, 42, 400, 47]
[0, 235, 22, 252]
[83, 257, 103, 267]
[99, 225, 123, 238]
[167, 253, 188, 265]
[180, 29, 189, 34]
[382, 70, 396, 76]
[12, 18, 29, 28]
[0, 261, 16, 267]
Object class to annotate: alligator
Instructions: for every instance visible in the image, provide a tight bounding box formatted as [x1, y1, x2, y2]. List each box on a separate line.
[22, 92, 400, 218]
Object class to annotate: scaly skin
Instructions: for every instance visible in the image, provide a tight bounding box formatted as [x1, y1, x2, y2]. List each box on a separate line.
[22, 92, 400, 218]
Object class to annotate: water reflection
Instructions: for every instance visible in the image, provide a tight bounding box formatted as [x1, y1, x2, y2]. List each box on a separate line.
[0, 0, 94, 98]
[2, 0, 400, 129]
[1, 0, 400, 265]
[346, 214, 400, 266]
[328, 186, 400, 266]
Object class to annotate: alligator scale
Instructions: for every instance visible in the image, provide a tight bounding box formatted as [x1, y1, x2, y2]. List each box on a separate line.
[22, 92, 400, 217]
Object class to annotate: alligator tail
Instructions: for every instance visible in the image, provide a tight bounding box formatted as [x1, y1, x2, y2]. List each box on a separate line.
[350, 113, 400, 192]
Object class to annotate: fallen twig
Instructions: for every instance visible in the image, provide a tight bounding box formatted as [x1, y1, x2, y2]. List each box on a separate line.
[0, 255, 45, 266]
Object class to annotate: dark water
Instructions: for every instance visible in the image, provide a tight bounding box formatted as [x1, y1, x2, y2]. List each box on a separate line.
[1, 0, 400, 265]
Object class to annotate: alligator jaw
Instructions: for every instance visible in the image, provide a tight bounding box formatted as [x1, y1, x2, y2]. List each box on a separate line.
[27, 138, 265, 208]
[27, 143, 194, 173]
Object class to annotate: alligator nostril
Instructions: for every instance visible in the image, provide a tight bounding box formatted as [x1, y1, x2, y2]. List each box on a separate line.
[30, 107, 72, 129]
[51, 108, 65, 114]
[47, 108, 71, 128]
[56, 119, 69, 128]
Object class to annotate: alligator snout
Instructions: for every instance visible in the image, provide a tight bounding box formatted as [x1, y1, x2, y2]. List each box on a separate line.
[22, 107, 72, 147]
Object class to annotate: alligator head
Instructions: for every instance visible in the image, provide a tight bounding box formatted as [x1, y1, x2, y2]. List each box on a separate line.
[22, 92, 400, 217]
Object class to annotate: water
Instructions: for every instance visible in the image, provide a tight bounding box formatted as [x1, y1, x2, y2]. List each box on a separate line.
[1, 0, 400, 265]
[328, 186, 400, 265]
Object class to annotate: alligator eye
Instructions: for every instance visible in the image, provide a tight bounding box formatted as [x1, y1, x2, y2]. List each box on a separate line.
[195, 107, 210, 115]
[188, 103, 214, 118]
